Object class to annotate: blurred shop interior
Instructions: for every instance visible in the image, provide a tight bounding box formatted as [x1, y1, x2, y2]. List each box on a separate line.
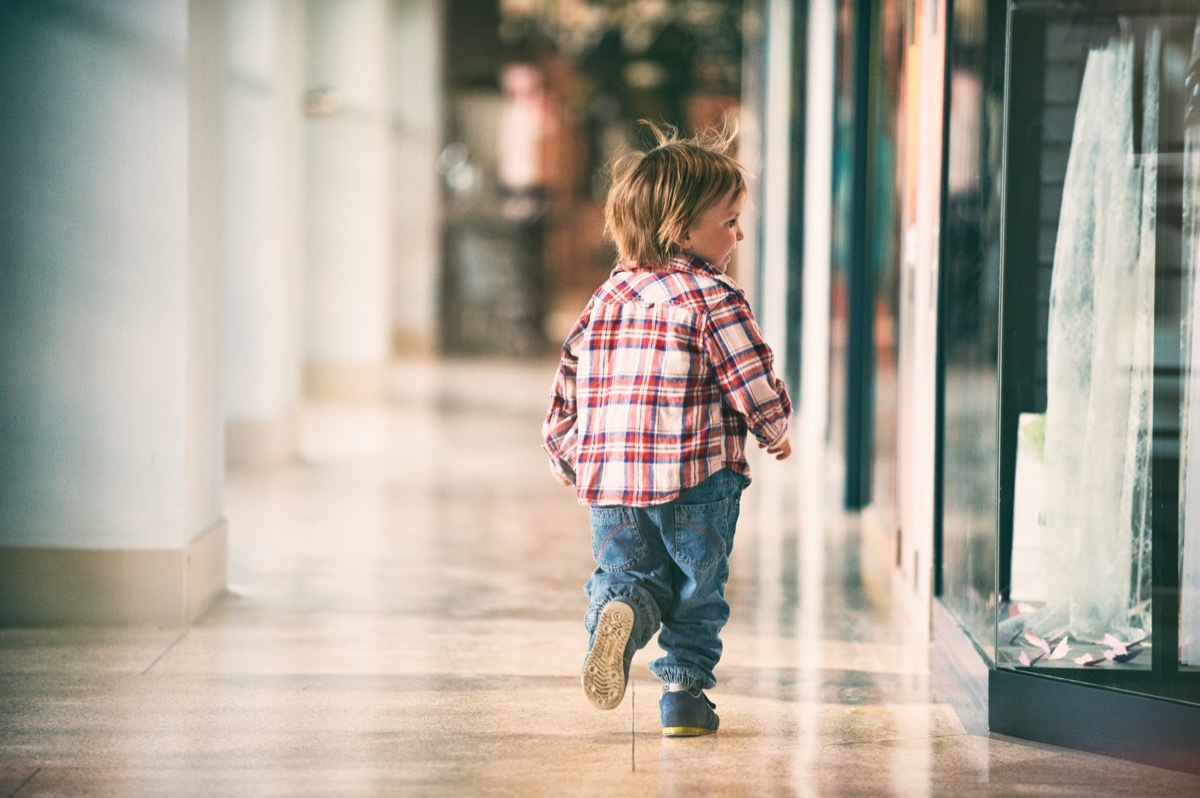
[0, 0, 1199, 778]
[438, 0, 747, 357]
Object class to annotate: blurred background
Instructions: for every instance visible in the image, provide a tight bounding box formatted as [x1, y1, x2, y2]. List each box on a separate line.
[0, 0, 801, 615]
[0, 0, 987, 649]
[4, 0, 1200, 773]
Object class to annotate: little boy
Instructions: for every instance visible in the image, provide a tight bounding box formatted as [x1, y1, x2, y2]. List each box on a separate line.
[542, 123, 791, 737]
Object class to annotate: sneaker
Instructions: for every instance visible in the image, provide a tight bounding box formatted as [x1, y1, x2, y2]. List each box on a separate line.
[659, 686, 719, 737]
[582, 600, 635, 710]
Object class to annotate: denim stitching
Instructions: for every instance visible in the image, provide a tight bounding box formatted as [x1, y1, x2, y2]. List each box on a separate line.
[590, 508, 646, 572]
[672, 499, 728, 569]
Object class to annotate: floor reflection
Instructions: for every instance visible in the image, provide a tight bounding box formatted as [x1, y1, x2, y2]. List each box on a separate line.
[0, 359, 1198, 795]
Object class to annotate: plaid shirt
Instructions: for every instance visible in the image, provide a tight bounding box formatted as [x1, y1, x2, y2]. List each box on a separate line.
[543, 255, 791, 506]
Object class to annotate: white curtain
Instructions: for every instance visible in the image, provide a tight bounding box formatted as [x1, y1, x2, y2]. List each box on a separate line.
[1036, 30, 1157, 644]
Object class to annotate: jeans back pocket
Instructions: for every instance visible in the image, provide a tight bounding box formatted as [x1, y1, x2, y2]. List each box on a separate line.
[672, 498, 730, 569]
[589, 506, 646, 572]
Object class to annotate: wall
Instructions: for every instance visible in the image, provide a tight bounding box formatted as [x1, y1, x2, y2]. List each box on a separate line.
[0, 0, 227, 625]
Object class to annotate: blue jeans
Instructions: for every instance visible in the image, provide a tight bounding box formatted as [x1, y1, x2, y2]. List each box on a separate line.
[583, 468, 748, 691]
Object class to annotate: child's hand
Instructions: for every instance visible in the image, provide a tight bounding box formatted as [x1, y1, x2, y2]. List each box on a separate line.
[761, 436, 791, 461]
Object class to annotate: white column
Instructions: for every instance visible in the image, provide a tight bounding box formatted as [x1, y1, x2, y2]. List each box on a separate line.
[225, 0, 306, 466]
[801, 0, 835, 452]
[758, 0, 794, 358]
[0, 0, 228, 625]
[390, 0, 444, 355]
[304, 0, 393, 400]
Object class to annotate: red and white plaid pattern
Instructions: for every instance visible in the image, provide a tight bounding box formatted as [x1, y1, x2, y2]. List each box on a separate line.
[543, 255, 791, 506]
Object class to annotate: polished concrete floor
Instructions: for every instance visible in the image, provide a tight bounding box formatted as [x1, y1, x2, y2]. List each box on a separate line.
[3, 359, 1199, 796]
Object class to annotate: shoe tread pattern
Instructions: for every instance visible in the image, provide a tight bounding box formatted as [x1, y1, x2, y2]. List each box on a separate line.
[582, 601, 634, 710]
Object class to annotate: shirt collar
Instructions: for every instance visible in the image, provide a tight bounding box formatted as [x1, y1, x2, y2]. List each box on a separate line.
[613, 254, 730, 280]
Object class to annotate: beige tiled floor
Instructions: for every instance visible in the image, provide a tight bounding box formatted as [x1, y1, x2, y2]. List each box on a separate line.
[2, 359, 1199, 796]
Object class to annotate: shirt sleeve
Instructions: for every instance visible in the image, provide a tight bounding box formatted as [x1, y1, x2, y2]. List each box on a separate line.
[541, 301, 591, 483]
[703, 291, 792, 446]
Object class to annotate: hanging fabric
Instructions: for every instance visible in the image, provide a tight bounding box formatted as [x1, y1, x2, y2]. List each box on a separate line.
[1036, 28, 1157, 645]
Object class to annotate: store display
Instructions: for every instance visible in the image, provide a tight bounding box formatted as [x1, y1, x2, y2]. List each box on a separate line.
[979, 1, 1199, 761]
[1010, 413, 1046, 603]
[1034, 29, 1157, 646]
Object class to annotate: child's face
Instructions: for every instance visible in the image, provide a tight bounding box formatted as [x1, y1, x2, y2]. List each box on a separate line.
[680, 190, 744, 271]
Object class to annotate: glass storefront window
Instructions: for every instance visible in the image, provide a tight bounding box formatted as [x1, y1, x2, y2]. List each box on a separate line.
[997, 0, 1200, 707]
[939, 0, 1006, 664]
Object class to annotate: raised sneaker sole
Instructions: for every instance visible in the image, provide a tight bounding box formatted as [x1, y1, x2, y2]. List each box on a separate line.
[582, 601, 634, 710]
[662, 725, 718, 737]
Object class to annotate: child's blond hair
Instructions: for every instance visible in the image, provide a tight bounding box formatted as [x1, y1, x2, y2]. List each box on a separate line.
[604, 121, 745, 267]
